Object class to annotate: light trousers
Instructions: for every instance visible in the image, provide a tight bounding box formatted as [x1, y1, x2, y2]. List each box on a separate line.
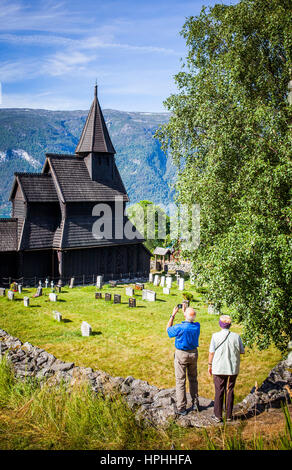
[174, 348, 198, 412]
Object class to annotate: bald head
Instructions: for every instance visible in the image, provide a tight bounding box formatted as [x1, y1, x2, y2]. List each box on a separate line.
[184, 307, 196, 322]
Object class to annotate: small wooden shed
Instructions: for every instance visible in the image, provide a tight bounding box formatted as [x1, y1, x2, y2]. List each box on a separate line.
[153, 247, 171, 271]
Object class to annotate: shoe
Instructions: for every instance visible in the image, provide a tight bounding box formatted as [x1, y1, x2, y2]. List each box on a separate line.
[191, 402, 200, 412]
[176, 409, 187, 416]
[211, 415, 223, 423]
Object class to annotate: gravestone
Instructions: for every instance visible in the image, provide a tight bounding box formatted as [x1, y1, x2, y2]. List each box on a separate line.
[81, 321, 92, 337]
[7, 290, 14, 300]
[149, 273, 154, 283]
[95, 292, 102, 299]
[163, 287, 170, 295]
[49, 292, 58, 302]
[109, 280, 117, 287]
[50, 281, 54, 290]
[69, 277, 75, 288]
[128, 297, 136, 308]
[176, 270, 184, 277]
[0, 288, 5, 296]
[135, 283, 144, 290]
[45, 279, 49, 288]
[160, 276, 165, 287]
[53, 310, 62, 322]
[105, 293, 112, 301]
[96, 275, 103, 289]
[208, 304, 220, 315]
[56, 285, 62, 293]
[33, 286, 42, 298]
[126, 287, 134, 296]
[39, 280, 42, 287]
[166, 276, 172, 288]
[142, 289, 156, 302]
[114, 294, 121, 304]
[23, 296, 29, 307]
[178, 278, 185, 291]
[153, 275, 160, 286]
[18, 284, 22, 294]
[189, 270, 196, 285]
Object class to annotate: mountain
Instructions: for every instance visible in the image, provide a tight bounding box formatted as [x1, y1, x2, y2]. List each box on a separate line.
[0, 108, 175, 217]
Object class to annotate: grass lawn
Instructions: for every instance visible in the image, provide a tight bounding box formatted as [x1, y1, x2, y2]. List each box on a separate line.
[0, 281, 282, 402]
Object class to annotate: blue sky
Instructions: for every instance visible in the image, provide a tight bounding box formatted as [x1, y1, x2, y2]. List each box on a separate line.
[0, 0, 231, 112]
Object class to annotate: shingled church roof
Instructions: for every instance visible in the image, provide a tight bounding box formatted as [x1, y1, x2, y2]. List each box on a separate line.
[9, 173, 58, 202]
[75, 85, 116, 155]
[43, 154, 129, 202]
[0, 219, 18, 251]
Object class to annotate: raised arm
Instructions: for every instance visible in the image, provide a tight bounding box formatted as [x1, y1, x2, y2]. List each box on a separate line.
[166, 306, 179, 332]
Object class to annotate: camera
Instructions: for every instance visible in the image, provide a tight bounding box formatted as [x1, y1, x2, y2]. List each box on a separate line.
[177, 304, 183, 309]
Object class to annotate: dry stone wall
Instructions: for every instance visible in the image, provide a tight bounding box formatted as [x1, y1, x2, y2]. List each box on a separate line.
[0, 329, 291, 428]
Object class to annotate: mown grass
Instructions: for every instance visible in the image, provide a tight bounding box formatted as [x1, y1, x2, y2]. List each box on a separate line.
[0, 357, 291, 451]
[0, 280, 282, 402]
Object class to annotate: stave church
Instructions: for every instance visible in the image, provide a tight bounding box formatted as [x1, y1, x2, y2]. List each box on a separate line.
[0, 87, 151, 283]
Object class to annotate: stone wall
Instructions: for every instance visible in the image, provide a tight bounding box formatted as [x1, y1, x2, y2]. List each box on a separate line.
[150, 259, 192, 274]
[0, 329, 291, 428]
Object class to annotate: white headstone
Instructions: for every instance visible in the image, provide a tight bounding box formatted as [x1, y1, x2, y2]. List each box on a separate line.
[178, 278, 185, 291]
[53, 310, 62, 322]
[18, 284, 22, 293]
[189, 270, 196, 285]
[142, 289, 156, 302]
[160, 276, 165, 287]
[149, 273, 154, 283]
[0, 288, 5, 296]
[153, 275, 160, 286]
[81, 321, 92, 337]
[69, 277, 75, 288]
[49, 292, 58, 302]
[166, 276, 172, 288]
[45, 279, 49, 288]
[7, 290, 14, 300]
[39, 280, 42, 287]
[126, 287, 134, 296]
[36, 286, 42, 296]
[163, 287, 170, 295]
[96, 275, 103, 289]
[50, 281, 54, 289]
[23, 296, 29, 307]
[208, 304, 220, 315]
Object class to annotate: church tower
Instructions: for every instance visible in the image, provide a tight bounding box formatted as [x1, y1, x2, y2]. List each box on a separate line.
[76, 85, 115, 182]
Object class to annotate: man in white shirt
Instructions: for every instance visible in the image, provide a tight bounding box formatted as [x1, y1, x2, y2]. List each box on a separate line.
[208, 315, 245, 423]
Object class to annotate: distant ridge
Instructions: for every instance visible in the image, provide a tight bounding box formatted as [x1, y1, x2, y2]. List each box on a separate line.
[0, 107, 174, 217]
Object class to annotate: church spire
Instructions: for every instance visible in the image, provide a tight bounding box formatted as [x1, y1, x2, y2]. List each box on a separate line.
[75, 86, 115, 155]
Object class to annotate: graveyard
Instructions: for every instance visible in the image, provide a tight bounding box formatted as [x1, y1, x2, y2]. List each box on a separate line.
[0, 275, 282, 402]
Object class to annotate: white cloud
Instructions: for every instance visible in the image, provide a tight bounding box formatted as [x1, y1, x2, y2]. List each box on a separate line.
[0, 91, 89, 110]
[41, 51, 97, 77]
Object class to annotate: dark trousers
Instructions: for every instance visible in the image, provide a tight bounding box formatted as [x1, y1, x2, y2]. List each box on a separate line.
[213, 374, 237, 419]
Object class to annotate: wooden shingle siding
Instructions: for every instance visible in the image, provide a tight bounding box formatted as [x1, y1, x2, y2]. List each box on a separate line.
[48, 155, 129, 202]
[0, 219, 17, 251]
[14, 173, 58, 202]
[75, 85, 116, 155]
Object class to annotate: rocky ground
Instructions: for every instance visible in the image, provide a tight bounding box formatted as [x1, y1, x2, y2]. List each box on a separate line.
[0, 328, 291, 429]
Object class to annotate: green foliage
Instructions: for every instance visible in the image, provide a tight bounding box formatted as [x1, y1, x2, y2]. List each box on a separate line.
[127, 200, 172, 252]
[156, 0, 292, 352]
[0, 356, 181, 450]
[182, 292, 194, 302]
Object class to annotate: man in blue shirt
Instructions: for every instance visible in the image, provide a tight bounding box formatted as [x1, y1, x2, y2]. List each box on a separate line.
[166, 304, 200, 415]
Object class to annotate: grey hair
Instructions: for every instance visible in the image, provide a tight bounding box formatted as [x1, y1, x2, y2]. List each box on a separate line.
[185, 308, 196, 322]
